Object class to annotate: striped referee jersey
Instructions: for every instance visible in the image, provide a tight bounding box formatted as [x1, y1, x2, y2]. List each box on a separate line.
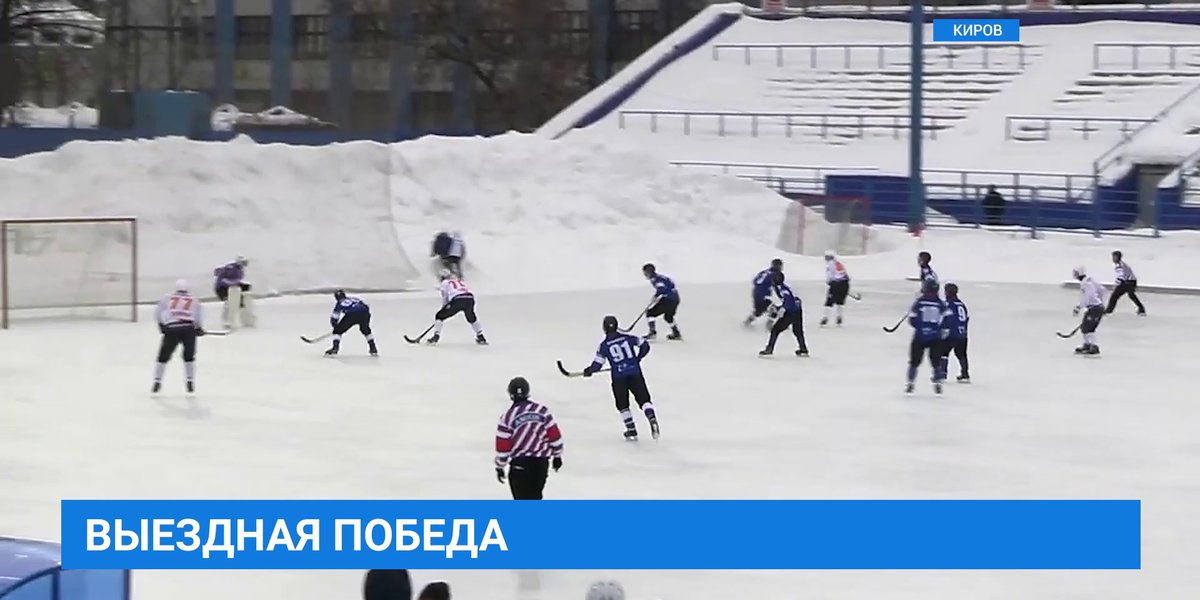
[495, 400, 563, 468]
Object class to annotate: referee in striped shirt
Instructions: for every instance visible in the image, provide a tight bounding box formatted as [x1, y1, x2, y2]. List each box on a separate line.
[495, 377, 563, 500]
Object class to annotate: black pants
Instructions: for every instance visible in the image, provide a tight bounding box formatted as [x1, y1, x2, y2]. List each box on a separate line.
[333, 311, 372, 335]
[612, 373, 652, 412]
[646, 297, 679, 323]
[825, 279, 850, 307]
[1106, 281, 1145, 314]
[751, 296, 772, 317]
[435, 296, 477, 323]
[1081, 305, 1104, 334]
[508, 457, 549, 500]
[766, 309, 807, 352]
[909, 338, 942, 369]
[983, 204, 1004, 225]
[945, 337, 968, 377]
[157, 326, 197, 363]
[214, 282, 251, 306]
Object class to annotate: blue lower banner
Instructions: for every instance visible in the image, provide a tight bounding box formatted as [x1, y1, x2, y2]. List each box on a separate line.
[61, 500, 1140, 570]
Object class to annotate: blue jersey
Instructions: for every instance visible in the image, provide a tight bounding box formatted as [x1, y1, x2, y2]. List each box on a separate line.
[649, 274, 679, 301]
[588, 333, 650, 379]
[944, 298, 969, 340]
[752, 269, 774, 300]
[331, 297, 369, 325]
[775, 283, 800, 313]
[908, 294, 949, 343]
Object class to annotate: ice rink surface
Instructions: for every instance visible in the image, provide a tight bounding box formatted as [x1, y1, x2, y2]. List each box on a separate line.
[2, 279, 1198, 600]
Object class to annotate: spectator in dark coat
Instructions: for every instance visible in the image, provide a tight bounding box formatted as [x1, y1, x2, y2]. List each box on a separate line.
[363, 569, 413, 600]
[982, 185, 1006, 226]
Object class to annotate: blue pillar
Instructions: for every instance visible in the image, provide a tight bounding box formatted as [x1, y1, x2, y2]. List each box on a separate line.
[908, 0, 925, 233]
[270, 0, 293, 107]
[329, 0, 351, 127]
[589, 0, 614, 86]
[451, 0, 477, 132]
[389, 0, 415, 133]
[215, 0, 235, 103]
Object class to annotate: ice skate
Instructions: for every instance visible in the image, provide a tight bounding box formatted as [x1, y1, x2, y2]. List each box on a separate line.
[957, 375, 971, 384]
[186, 381, 195, 394]
[368, 341, 379, 356]
[933, 381, 944, 395]
[819, 317, 828, 327]
[905, 382, 915, 394]
[836, 316, 843, 326]
[666, 328, 681, 341]
[759, 348, 773, 357]
[644, 330, 657, 341]
[1074, 345, 1088, 355]
[649, 419, 660, 440]
[1087, 345, 1101, 355]
[1137, 310, 1146, 317]
[796, 349, 809, 357]
[151, 381, 161, 394]
[475, 333, 488, 345]
[426, 333, 440, 345]
[623, 428, 638, 441]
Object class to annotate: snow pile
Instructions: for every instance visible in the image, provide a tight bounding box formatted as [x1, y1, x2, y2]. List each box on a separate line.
[3, 101, 97, 128]
[0, 133, 902, 301]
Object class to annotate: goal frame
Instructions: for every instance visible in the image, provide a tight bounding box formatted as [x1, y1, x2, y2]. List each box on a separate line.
[1, 216, 138, 329]
[798, 195, 872, 256]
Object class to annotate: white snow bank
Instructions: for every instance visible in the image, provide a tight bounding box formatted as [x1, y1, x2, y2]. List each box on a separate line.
[0, 132, 901, 302]
[3, 101, 97, 128]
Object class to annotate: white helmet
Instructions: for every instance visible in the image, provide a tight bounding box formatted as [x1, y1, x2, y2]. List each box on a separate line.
[824, 249, 836, 259]
[175, 278, 189, 292]
[1072, 265, 1087, 280]
[585, 581, 625, 600]
[236, 255, 249, 266]
[438, 268, 454, 280]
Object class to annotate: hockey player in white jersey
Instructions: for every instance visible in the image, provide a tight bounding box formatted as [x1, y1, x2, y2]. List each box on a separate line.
[152, 279, 206, 394]
[820, 250, 851, 327]
[1071, 266, 1106, 355]
[427, 269, 487, 345]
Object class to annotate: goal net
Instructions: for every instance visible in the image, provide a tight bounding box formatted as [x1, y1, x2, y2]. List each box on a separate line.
[776, 196, 874, 256]
[1, 217, 138, 328]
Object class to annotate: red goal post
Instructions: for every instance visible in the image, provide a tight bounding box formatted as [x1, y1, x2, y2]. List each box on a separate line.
[1, 217, 138, 328]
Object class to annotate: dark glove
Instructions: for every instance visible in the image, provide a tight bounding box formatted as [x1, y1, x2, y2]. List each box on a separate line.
[495, 467, 506, 484]
[330, 319, 338, 328]
[1072, 306, 1081, 316]
[158, 324, 167, 334]
[552, 457, 562, 472]
[582, 367, 595, 378]
[195, 328, 206, 337]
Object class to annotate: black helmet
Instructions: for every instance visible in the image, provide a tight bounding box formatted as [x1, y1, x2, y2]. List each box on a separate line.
[334, 289, 346, 301]
[507, 377, 530, 402]
[922, 278, 940, 294]
[602, 315, 619, 333]
[945, 282, 959, 297]
[1112, 250, 1123, 261]
[642, 263, 656, 277]
[772, 270, 785, 285]
[918, 251, 932, 264]
[770, 258, 783, 271]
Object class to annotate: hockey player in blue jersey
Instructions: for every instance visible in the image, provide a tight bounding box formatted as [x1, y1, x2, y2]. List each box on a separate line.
[939, 282, 970, 383]
[759, 271, 809, 357]
[744, 258, 783, 329]
[641, 263, 681, 341]
[906, 279, 950, 394]
[325, 290, 378, 357]
[582, 315, 660, 441]
[917, 251, 938, 285]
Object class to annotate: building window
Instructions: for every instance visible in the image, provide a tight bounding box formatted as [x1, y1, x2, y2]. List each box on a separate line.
[235, 15, 270, 60]
[350, 14, 390, 59]
[182, 16, 215, 60]
[294, 15, 327, 59]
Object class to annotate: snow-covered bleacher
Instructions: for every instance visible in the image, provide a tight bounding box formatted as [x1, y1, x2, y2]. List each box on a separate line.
[543, 6, 1200, 232]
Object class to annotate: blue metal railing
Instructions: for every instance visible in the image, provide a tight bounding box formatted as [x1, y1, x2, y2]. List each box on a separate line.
[1092, 42, 1200, 70]
[1004, 115, 1154, 141]
[711, 42, 1032, 70]
[616, 109, 956, 139]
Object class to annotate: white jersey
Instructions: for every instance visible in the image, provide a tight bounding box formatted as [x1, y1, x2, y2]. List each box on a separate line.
[155, 291, 203, 328]
[1078, 276, 1106, 309]
[1114, 261, 1136, 283]
[440, 278, 473, 304]
[825, 259, 849, 283]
